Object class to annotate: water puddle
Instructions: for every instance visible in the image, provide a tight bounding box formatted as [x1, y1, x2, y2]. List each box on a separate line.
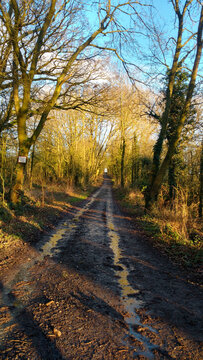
[0, 187, 103, 339]
[107, 195, 157, 359]
[40, 227, 68, 256]
[37, 186, 103, 258]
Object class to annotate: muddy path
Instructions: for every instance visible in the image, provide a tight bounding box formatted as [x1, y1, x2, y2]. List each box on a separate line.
[0, 177, 202, 359]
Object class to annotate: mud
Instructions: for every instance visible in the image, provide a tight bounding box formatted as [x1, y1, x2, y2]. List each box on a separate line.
[0, 177, 202, 359]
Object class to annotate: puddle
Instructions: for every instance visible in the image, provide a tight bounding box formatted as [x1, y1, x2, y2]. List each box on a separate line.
[1, 183, 157, 357]
[107, 193, 157, 359]
[40, 227, 68, 256]
[37, 186, 103, 258]
[0, 187, 103, 340]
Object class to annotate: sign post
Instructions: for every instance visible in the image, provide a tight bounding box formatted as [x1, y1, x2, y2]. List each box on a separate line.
[18, 156, 27, 164]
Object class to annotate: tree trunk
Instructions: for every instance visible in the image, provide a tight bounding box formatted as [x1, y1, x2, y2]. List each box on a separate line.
[29, 143, 35, 189]
[10, 141, 29, 204]
[145, 5, 203, 210]
[131, 164, 135, 188]
[148, 11, 184, 188]
[121, 137, 126, 188]
[168, 156, 177, 200]
[10, 161, 26, 204]
[199, 140, 203, 218]
[131, 133, 138, 188]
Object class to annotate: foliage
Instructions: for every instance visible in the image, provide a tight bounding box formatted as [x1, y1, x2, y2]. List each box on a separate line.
[114, 186, 203, 270]
[145, 3, 203, 209]
[0, 0, 154, 203]
[0, 1, 202, 269]
[107, 85, 156, 188]
[0, 182, 92, 257]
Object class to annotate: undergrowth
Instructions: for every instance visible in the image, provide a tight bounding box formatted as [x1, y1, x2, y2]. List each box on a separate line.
[0, 182, 92, 255]
[114, 186, 203, 271]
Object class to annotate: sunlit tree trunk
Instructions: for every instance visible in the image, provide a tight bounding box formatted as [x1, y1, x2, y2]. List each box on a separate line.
[199, 140, 203, 218]
[131, 133, 139, 188]
[2, 0, 132, 203]
[10, 149, 29, 204]
[168, 156, 177, 200]
[149, 9, 184, 185]
[10, 111, 30, 203]
[120, 136, 126, 188]
[29, 144, 35, 189]
[145, 5, 203, 210]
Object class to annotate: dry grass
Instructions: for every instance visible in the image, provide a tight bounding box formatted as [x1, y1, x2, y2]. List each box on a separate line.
[114, 185, 203, 270]
[128, 189, 144, 207]
[0, 182, 92, 264]
[26, 182, 89, 208]
[153, 186, 202, 242]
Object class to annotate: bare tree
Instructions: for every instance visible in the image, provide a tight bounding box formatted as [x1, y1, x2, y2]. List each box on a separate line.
[0, 0, 149, 203]
[145, 1, 203, 209]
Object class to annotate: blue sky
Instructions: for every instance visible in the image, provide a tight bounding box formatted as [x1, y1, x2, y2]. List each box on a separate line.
[86, 1, 176, 64]
[85, 1, 202, 91]
[154, 0, 174, 20]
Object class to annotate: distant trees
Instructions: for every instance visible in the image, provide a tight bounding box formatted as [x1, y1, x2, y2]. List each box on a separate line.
[28, 109, 112, 189]
[115, 86, 135, 188]
[107, 85, 156, 188]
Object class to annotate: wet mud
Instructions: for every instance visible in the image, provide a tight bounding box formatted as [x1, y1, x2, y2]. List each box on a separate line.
[0, 177, 202, 359]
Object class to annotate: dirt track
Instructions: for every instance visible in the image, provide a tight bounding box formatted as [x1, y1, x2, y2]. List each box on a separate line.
[0, 177, 202, 359]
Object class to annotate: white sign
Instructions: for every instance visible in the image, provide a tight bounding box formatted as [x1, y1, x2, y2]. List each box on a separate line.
[18, 156, 27, 164]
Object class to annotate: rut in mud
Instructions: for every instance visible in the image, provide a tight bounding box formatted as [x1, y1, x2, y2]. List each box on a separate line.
[0, 177, 202, 359]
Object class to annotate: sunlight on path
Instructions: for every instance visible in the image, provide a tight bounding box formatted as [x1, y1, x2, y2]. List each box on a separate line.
[38, 187, 103, 257]
[0, 187, 103, 340]
[106, 186, 157, 359]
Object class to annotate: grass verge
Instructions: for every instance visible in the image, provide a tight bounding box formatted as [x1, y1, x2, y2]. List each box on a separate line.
[113, 187, 203, 276]
[0, 182, 95, 271]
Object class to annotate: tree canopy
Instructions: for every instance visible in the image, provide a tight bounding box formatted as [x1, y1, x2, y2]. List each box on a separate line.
[0, 0, 202, 215]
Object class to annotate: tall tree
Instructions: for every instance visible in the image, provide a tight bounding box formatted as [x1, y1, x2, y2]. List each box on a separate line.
[145, 1, 203, 209]
[162, 69, 196, 199]
[0, 0, 148, 203]
[199, 139, 203, 218]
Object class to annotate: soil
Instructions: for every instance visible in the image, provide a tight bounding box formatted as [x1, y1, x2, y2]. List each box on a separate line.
[0, 177, 202, 359]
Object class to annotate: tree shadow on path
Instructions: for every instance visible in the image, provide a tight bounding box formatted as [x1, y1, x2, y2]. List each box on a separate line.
[0, 281, 66, 360]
